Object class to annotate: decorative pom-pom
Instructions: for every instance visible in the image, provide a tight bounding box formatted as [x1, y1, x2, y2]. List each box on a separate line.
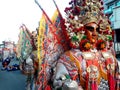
[71, 35, 79, 41]
[69, 15, 74, 19]
[100, 13, 104, 16]
[82, 3, 86, 6]
[112, 31, 114, 38]
[69, 24, 73, 28]
[105, 14, 109, 16]
[100, 7, 104, 11]
[79, 39, 91, 51]
[96, 39, 106, 50]
[107, 35, 113, 41]
[101, 1, 104, 5]
[64, 7, 71, 12]
[69, 0, 73, 5]
[72, 6, 80, 15]
[70, 42, 77, 48]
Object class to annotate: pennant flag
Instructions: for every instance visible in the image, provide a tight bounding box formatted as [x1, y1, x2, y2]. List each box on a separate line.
[37, 13, 52, 89]
[51, 9, 69, 51]
[52, 0, 70, 51]
[16, 29, 23, 58]
[35, 1, 69, 89]
[51, 9, 60, 28]
[38, 11, 65, 89]
[16, 25, 33, 60]
[38, 13, 48, 70]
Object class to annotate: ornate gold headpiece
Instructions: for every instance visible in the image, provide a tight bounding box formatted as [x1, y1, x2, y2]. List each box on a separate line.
[64, 0, 111, 48]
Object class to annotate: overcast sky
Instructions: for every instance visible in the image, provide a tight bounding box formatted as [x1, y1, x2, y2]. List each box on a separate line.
[0, 0, 69, 44]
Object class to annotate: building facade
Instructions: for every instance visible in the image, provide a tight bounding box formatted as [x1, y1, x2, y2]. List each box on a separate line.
[104, 0, 120, 54]
[0, 40, 16, 60]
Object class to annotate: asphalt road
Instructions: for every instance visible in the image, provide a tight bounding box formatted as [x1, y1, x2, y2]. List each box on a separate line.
[0, 60, 27, 90]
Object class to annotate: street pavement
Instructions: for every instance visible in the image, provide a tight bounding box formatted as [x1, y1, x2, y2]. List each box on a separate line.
[0, 59, 27, 90]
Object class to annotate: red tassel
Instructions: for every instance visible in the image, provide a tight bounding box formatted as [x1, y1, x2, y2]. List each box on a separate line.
[108, 73, 115, 90]
[45, 85, 51, 90]
[91, 80, 95, 90]
[91, 80, 98, 90]
[94, 81, 98, 90]
[86, 74, 89, 90]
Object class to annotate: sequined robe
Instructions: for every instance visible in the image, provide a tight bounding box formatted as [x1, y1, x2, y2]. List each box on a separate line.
[53, 49, 120, 90]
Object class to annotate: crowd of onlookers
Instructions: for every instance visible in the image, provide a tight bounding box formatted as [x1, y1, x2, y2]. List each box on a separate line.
[1, 55, 20, 71]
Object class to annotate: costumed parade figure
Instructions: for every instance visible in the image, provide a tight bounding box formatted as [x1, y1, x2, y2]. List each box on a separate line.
[35, 0, 120, 90]
[52, 0, 120, 90]
[17, 24, 38, 90]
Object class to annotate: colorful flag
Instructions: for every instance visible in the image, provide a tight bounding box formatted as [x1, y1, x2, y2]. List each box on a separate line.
[38, 13, 48, 69]
[37, 7, 68, 90]
[51, 9, 60, 28]
[51, 9, 69, 51]
[17, 25, 32, 60]
[37, 13, 52, 89]
[38, 11, 64, 89]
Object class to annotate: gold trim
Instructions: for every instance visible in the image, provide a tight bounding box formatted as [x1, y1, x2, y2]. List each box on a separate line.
[99, 64, 108, 80]
[69, 51, 86, 87]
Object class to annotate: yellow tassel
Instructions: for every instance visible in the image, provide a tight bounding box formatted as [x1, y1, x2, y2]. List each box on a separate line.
[69, 51, 86, 86]
[100, 64, 108, 80]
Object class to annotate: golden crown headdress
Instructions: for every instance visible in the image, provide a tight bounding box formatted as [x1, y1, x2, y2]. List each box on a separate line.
[64, 0, 111, 48]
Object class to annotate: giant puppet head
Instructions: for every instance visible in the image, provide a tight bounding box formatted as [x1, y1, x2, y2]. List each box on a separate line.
[64, 0, 113, 51]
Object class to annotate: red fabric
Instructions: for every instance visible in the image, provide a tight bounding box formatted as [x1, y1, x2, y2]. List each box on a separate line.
[94, 81, 98, 90]
[108, 73, 115, 90]
[105, 58, 113, 66]
[86, 60, 99, 67]
[91, 81, 98, 90]
[85, 73, 89, 90]
[91, 81, 94, 90]
[45, 85, 51, 90]
[86, 60, 93, 67]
